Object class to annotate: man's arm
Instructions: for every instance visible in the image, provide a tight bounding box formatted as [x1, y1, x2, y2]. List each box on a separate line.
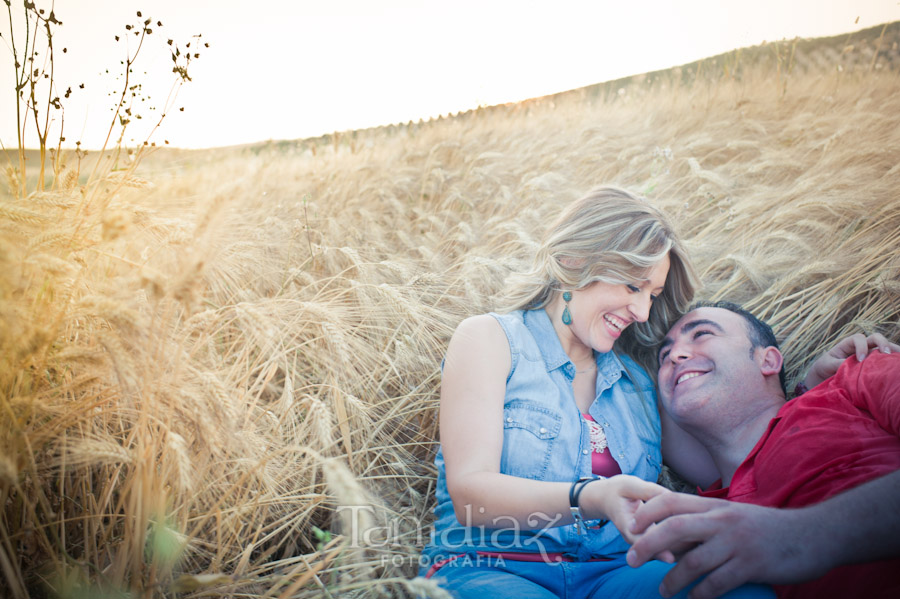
[659, 397, 719, 489]
[626, 470, 900, 599]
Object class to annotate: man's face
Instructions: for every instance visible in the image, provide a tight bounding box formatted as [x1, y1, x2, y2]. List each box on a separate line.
[656, 307, 764, 423]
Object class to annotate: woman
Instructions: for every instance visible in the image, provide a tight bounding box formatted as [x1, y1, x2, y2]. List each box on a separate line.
[420, 187, 775, 598]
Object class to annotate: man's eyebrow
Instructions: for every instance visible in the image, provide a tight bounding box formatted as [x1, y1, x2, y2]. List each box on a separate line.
[681, 319, 725, 335]
[657, 318, 726, 360]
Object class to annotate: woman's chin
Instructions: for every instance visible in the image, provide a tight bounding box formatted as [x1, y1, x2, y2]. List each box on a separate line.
[591, 337, 615, 354]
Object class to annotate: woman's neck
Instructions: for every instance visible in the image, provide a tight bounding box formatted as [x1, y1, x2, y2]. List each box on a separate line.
[545, 295, 594, 366]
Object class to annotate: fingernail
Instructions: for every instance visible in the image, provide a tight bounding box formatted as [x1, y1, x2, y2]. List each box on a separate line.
[626, 549, 636, 565]
[883, 348, 891, 354]
[659, 584, 671, 598]
[858, 353, 866, 361]
[629, 518, 637, 532]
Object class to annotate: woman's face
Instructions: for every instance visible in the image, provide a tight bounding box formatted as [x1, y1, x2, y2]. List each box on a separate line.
[567, 254, 670, 353]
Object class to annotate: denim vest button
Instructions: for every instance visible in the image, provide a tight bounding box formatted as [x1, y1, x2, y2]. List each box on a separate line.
[540, 427, 547, 434]
[582, 449, 589, 455]
[506, 417, 513, 423]
[603, 422, 610, 428]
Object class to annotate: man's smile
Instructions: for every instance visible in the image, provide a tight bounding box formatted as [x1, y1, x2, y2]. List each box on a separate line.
[666, 364, 714, 395]
[676, 370, 706, 385]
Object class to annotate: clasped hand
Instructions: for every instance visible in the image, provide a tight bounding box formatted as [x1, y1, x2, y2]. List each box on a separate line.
[625, 494, 832, 599]
[584, 475, 670, 545]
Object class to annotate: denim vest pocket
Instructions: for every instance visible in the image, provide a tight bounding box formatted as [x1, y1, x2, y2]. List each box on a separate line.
[501, 399, 562, 480]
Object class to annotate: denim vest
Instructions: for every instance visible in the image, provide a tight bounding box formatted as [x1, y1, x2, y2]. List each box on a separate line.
[423, 308, 661, 563]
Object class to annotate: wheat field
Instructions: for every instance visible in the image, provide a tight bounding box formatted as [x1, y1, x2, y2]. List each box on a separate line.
[2, 23, 899, 599]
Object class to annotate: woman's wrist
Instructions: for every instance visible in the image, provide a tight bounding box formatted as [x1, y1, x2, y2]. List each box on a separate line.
[573, 476, 611, 523]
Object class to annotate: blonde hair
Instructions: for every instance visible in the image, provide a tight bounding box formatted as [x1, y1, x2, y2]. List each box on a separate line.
[502, 186, 697, 360]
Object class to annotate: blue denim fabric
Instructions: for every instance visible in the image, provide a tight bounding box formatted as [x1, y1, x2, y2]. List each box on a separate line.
[425, 552, 775, 599]
[422, 308, 662, 564]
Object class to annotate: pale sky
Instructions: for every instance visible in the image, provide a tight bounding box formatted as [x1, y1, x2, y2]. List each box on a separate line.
[3, 0, 899, 150]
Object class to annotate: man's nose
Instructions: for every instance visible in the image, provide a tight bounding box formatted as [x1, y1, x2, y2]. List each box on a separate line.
[667, 338, 691, 363]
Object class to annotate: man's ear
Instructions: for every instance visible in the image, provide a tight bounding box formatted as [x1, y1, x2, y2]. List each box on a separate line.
[757, 346, 784, 377]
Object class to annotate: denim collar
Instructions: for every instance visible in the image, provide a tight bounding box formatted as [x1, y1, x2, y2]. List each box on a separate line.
[523, 308, 629, 386]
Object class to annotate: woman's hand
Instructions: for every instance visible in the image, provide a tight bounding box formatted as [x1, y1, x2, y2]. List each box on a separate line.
[803, 333, 900, 389]
[581, 475, 670, 544]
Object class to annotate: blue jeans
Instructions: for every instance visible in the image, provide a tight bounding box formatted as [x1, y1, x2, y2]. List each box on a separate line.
[422, 552, 774, 599]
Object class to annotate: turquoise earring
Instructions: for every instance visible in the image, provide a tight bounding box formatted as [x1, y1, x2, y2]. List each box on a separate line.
[562, 291, 572, 325]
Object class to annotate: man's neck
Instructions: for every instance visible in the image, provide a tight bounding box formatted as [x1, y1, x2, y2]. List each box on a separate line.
[690, 402, 782, 488]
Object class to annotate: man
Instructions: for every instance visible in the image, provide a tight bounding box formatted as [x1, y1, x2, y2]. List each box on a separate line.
[625, 301, 900, 599]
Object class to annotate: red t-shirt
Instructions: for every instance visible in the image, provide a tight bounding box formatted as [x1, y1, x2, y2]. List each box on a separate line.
[700, 352, 900, 599]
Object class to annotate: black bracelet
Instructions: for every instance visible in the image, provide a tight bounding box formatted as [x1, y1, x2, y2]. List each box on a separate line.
[568, 476, 606, 534]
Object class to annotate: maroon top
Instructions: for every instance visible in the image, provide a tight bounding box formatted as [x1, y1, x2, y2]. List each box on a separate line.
[582, 412, 622, 477]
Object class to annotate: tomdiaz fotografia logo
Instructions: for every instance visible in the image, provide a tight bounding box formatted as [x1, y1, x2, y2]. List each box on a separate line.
[335, 504, 565, 564]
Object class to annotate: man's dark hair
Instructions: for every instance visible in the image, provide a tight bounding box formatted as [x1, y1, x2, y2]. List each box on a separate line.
[689, 300, 787, 394]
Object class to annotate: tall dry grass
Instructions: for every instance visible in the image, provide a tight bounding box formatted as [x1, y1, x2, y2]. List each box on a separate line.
[2, 24, 899, 598]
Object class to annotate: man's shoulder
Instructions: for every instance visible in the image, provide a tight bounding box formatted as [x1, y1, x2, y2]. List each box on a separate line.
[856, 350, 900, 372]
[827, 350, 900, 390]
[780, 350, 900, 430]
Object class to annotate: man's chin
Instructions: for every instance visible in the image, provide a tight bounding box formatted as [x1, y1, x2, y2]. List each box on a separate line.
[666, 388, 712, 420]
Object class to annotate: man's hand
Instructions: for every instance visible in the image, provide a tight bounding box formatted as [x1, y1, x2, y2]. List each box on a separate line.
[625, 493, 834, 599]
[804, 333, 900, 389]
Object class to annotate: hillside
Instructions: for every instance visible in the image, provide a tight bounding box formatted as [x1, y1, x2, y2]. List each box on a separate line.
[1, 21, 899, 599]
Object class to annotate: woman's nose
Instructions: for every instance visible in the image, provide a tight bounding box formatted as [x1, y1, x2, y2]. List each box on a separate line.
[631, 293, 652, 323]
